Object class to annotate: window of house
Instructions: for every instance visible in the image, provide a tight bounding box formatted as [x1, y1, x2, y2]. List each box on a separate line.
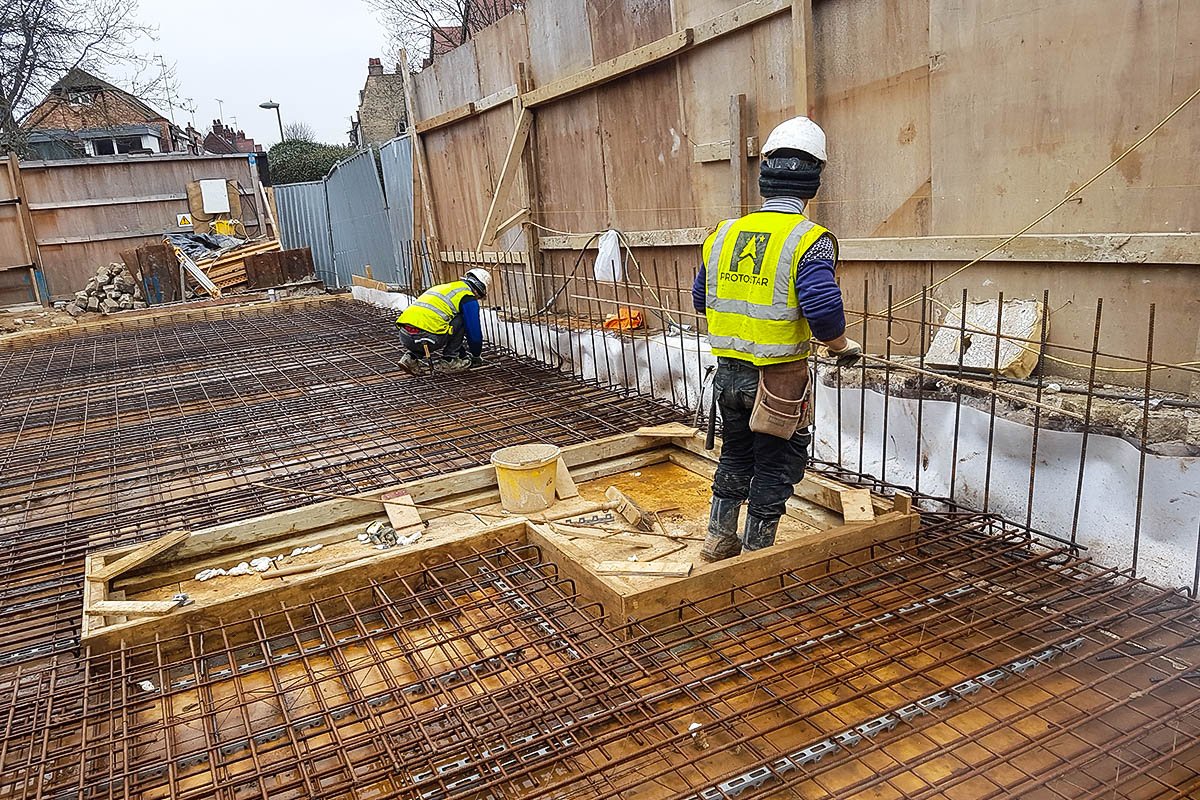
[93, 138, 116, 156]
[115, 136, 146, 154]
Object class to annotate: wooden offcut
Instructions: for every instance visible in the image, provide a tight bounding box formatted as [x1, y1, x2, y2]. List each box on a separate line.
[86, 600, 179, 617]
[379, 489, 423, 532]
[840, 489, 876, 523]
[554, 457, 580, 499]
[92, 529, 190, 582]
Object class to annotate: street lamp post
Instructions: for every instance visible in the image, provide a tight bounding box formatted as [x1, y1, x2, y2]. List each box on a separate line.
[259, 101, 284, 141]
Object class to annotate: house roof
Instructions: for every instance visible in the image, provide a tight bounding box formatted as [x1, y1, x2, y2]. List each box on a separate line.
[49, 67, 168, 122]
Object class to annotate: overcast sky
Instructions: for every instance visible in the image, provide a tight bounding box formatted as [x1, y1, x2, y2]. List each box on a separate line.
[128, 2, 392, 147]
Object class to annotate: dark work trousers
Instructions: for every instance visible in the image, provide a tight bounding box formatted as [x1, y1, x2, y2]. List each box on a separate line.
[711, 357, 812, 521]
[397, 315, 467, 360]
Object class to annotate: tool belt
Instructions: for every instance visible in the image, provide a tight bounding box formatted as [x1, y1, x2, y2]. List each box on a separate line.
[749, 360, 813, 440]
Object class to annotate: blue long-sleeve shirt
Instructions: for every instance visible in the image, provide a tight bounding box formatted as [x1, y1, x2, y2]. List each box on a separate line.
[461, 297, 483, 356]
[692, 198, 846, 343]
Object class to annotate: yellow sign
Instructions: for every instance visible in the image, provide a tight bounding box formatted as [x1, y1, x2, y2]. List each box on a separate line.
[176, 213, 193, 228]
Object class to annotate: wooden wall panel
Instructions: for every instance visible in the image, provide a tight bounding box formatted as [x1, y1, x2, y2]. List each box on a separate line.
[18, 155, 261, 298]
[587, 0, 675, 60]
[809, 0, 931, 239]
[929, 0, 1200, 235]
[473, 13, 531, 95]
[596, 61, 697, 231]
[525, 0, 595, 85]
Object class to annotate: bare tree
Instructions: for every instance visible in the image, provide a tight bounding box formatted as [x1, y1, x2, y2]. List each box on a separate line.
[284, 121, 315, 142]
[364, 0, 523, 71]
[0, 0, 151, 154]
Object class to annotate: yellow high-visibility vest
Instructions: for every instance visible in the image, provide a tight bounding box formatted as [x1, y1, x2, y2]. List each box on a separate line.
[702, 212, 834, 366]
[397, 280, 476, 334]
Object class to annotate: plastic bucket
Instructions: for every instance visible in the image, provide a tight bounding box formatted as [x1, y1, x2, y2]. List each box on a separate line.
[491, 443, 561, 514]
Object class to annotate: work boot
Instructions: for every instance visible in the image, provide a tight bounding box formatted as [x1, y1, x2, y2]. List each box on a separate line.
[398, 352, 421, 375]
[441, 356, 473, 373]
[700, 497, 743, 562]
[742, 515, 780, 553]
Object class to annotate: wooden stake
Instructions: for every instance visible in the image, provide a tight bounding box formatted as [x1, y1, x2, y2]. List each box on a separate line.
[791, 0, 815, 117]
[730, 93, 748, 216]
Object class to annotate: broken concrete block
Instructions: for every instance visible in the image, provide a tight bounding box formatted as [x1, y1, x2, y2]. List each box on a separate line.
[100, 298, 120, 314]
[65, 303, 84, 317]
[133, 300, 148, 309]
[926, 298, 1049, 379]
[86, 296, 100, 312]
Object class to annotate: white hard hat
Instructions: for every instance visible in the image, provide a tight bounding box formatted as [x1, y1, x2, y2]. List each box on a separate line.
[761, 116, 827, 162]
[464, 267, 492, 297]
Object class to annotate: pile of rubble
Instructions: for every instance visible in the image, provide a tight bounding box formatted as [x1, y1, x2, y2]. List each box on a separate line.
[64, 263, 148, 317]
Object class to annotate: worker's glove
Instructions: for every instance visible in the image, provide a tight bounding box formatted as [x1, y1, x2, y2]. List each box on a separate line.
[827, 338, 862, 368]
[470, 355, 485, 368]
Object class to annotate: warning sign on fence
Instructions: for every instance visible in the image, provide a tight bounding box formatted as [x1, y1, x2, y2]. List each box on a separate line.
[176, 213, 193, 228]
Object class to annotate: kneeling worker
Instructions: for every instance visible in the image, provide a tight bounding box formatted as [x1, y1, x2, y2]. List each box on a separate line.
[396, 268, 492, 373]
[692, 116, 861, 562]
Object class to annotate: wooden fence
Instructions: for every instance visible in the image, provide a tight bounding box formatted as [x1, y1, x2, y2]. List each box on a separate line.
[0, 153, 264, 304]
[404, 0, 1200, 392]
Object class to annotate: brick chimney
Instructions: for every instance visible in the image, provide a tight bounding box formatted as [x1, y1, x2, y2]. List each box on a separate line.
[368, 57, 383, 77]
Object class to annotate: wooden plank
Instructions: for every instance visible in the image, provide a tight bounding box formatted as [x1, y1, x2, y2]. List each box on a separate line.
[546, 523, 655, 549]
[791, 0, 814, 116]
[477, 105, 534, 250]
[522, 28, 695, 108]
[840, 488, 876, 522]
[379, 489, 423, 531]
[401, 48, 441, 245]
[554, 457, 579, 499]
[439, 250, 531, 265]
[84, 520, 530, 650]
[594, 560, 693, 578]
[7, 154, 41, 304]
[730, 93, 748, 215]
[622, 512, 921, 623]
[415, 102, 478, 134]
[93, 530, 190, 582]
[493, 207, 530, 241]
[476, 84, 519, 113]
[537, 229, 1200, 264]
[693, 136, 760, 163]
[87, 600, 179, 617]
[635, 422, 699, 438]
[692, 0, 790, 43]
[351, 273, 390, 291]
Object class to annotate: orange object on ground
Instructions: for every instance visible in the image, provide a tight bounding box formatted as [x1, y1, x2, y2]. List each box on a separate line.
[603, 308, 644, 330]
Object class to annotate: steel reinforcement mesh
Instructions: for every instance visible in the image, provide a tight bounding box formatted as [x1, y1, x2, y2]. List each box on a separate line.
[0, 514, 1197, 799]
[0, 299, 678, 668]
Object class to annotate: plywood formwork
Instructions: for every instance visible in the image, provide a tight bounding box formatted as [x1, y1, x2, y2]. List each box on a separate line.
[78, 431, 918, 649]
[0, 298, 679, 669]
[405, 0, 1200, 391]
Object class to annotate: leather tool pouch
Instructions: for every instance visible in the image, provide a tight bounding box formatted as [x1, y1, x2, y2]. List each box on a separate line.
[749, 361, 813, 439]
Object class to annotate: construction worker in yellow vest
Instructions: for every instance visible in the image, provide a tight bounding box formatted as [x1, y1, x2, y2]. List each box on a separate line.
[692, 116, 861, 561]
[396, 268, 491, 374]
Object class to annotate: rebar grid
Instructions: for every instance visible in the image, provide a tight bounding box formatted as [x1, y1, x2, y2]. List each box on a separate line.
[0, 300, 678, 668]
[0, 517, 1195, 800]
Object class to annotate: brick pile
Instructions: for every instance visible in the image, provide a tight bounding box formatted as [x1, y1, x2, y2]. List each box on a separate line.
[65, 263, 148, 317]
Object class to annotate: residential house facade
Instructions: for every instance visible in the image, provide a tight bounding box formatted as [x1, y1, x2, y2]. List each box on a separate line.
[23, 69, 192, 160]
